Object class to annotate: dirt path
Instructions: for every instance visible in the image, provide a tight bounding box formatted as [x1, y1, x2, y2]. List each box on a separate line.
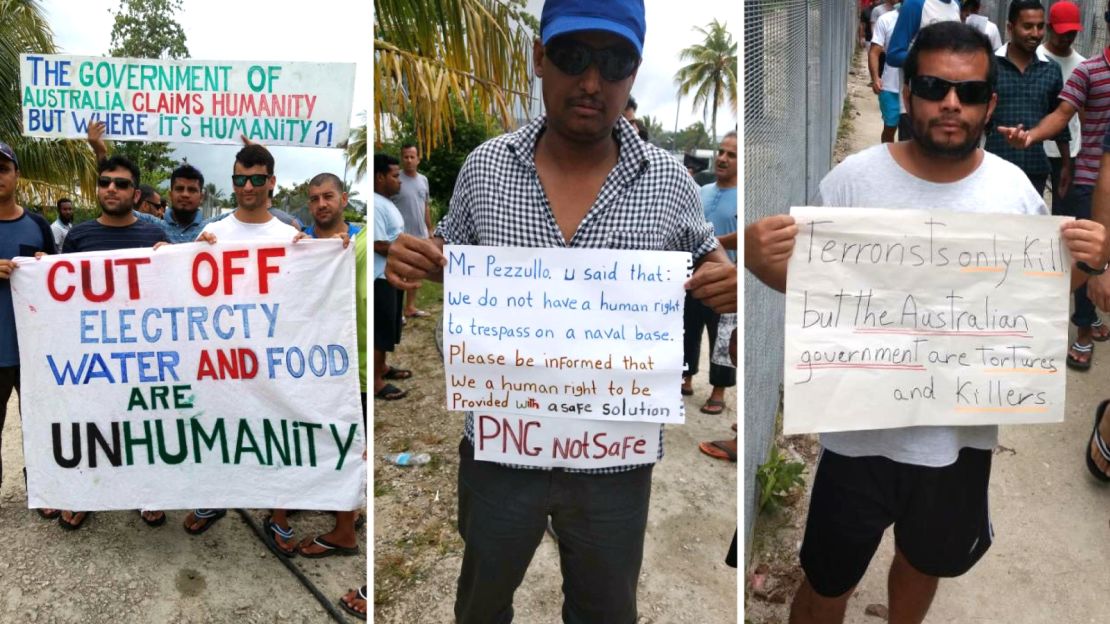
[0, 396, 366, 624]
[746, 49, 1110, 623]
[373, 286, 737, 622]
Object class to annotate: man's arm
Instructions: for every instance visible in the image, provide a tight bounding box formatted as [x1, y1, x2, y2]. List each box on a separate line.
[1000, 100, 1078, 148]
[1083, 151, 1110, 308]
[685, 245, 736, 313]
[424, 201, 433, 235]
[87, 121, 108, 162]
[717, 231, 737, 251]
[868, 42, 884, 94]
[884, 0, 924, 68]
[384, 233, 447, 290]
[745, 215, 798, 292]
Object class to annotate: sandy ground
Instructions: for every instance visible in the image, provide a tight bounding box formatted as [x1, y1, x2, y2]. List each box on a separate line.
[746, 50, 1110, 623]
[373, 293, 738, 623]
[0, 395, 366, 624]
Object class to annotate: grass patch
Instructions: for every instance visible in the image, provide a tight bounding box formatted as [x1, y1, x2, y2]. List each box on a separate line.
[388, 436, 414, 453]
[374, 481, 394, 498]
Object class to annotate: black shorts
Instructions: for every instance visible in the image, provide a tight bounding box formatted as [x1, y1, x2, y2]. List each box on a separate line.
[373, 278, 403, 352]
[799, 447, 993, 598]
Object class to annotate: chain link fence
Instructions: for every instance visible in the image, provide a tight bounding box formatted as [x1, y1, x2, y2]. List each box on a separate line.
[980, 0, 1106, 56]
[743, 0, 854, 549]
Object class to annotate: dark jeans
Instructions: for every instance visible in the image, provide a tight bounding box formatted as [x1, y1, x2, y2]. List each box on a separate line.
[1069, 184, 1099, 329]
[1048, 156, 1076, 216]
[0, 366, 18, 488]
[455, 439, 652, 624]
[1026, 172, 1048, 198]
[683, 292, 736, 388]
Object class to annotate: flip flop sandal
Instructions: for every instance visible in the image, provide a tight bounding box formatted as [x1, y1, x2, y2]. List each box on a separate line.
[1067, 342, 1093, 371]
[374, 383, 407, 401]
[681, 387, 694, 396]
[698, 440, 737, 462]
[299, 536, 360, 559]
[58, 511, 91, 531]
[139, 510, 166, 528]
[382, 367, 413, 381]
[700, 399, 727, 415]
[184, 508, 227, 535]
[1093, 320, 1110, 342]
[339, 586, 367, 621]
[36, 508, 60, 520]
[1087, 400, 1110, 482]
[264, 517, 297, 557]
[406, 310, 431, 318]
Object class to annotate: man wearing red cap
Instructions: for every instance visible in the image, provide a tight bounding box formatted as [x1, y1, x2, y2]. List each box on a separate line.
[1038, 0, 1085, 214]
[385, 0, 735, 621]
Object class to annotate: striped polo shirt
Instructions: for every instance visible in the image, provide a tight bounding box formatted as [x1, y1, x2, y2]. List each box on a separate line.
[1059, 50, 1110, 187]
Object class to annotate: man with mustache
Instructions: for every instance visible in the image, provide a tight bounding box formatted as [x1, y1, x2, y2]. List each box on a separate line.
[385, 1, 734, 620]
[985, 0, 1070, 197]
[748, 22, 1107, 623]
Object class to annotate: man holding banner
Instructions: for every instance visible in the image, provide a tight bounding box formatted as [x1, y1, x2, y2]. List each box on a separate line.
[0, 142, 56, 515]
[748, 22, 1108, 624]
[57, 154, 169, 530]
[385, 1, 735, 620]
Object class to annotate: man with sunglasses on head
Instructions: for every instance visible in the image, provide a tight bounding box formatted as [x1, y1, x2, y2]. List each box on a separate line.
[58, 154, 170, 531]
[748, 22, 1106, 624]
[385, 1, 734, 621]
[984, 0, 1069, 198]
[136, 185, 165, 219]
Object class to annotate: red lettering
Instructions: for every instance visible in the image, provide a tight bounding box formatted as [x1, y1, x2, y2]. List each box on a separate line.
[476, 415, 500, 450]
[196, 350, 216, 380]
[80, 259, 114, 303]
[114, 257, 150, 300]
[222, 249, 250, 295]
[47, 261, 75, 301]
[216, 349, 239, 378]
[238, 348, 258, 379]
[257, 247, 284, 294]
[192, 252, 218, 296]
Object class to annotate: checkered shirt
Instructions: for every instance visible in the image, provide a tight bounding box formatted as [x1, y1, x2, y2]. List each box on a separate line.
[985, 49, 1069, 176]
[435, 115, 718, 474]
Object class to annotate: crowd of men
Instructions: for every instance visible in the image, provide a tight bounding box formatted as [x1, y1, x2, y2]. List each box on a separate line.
[0, 136, 368, 619]
[751, 7, 1110, 623]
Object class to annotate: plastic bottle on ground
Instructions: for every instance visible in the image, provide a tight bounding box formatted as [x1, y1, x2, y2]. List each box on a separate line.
[384, 452, 430, 466]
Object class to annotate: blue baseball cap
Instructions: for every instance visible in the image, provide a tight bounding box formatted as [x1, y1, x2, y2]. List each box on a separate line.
[0, 141, 16, 168]
[540, 0, 646, 56]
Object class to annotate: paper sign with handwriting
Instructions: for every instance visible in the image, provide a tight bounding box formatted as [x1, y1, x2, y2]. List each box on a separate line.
[19, 54, 354, 147]
[783, 207, 1071, 434]
[472, 414, 661, 469]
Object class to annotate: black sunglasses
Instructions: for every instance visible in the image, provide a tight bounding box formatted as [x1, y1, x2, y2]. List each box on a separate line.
[232, 174, 269, 187]
[545, 38, 640, 82]
[909, 75, 992, 105]
[144, 199, 167, 209]
[97, 176, 134, 190]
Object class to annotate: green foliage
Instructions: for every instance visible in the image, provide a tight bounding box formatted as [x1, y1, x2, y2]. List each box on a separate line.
[380, 103, 500, 208]
[106, 0, 189, 188]
[756, 445, 805, 513]
[674, 19, 738, 144]
[672, 122, 712, 153]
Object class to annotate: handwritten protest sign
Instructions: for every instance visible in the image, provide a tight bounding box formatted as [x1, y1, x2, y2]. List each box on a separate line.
[783, 207, 1071, 434]
[19, 54, 355, 147]
[10, 241, 364, 511]
[443, 245, 689, 468]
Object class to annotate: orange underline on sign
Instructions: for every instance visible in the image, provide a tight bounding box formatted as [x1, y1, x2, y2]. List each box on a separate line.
[960, 267, 1003, 272]
[982, 368, 1058, 374]
[1023, 271, 1064, 277]
[954, 407, 1049, 413]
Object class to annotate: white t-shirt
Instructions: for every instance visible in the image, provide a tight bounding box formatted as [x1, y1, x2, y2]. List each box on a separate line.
[871, 2, 893, 27]
[872, 10, 901, 94]
[815, 144, 1047, 467]
[1038, 43, 1085, 158]
[967, 14, 1003, 51]
[198, 211, 299, 242]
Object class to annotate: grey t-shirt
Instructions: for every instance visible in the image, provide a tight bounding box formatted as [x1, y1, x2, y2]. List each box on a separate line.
[391, 171, 430, 238]
[815, 143, 1047, 467]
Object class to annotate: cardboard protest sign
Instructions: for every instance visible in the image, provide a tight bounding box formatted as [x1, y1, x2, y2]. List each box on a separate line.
[10, 240, 364, 511]
[783, 207, 1071, 434]
[19, 54, 355, 147]
[443, 245, 689, 468]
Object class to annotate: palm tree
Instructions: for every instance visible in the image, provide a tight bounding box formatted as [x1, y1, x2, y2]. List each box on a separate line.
[674, 18, 738, 146]
[1, 0, 99, 204]
[345, 124, 367, 181]
[639, 115, 666, 146]
[374, 0, 535, 153]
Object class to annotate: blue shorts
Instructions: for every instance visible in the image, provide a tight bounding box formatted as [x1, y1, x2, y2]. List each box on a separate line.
[878, 91, 901, 128]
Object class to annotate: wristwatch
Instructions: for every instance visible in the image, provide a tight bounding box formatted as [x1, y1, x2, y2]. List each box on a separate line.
[1077, 260, 1110, 276]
